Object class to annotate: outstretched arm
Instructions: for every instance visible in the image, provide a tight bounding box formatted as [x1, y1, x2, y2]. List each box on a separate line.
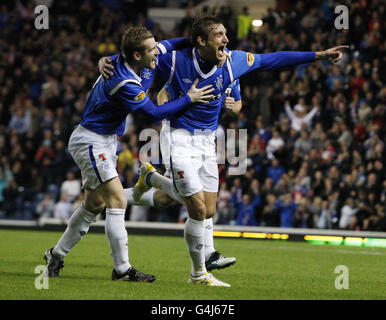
[230, 46, 349, 81]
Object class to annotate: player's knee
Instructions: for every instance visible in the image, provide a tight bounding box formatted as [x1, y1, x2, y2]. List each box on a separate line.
[188, 200, 207, 220]
[205, 211, 216, 219]
[84, 200, 105, 215]
[105, 194, 127, 210]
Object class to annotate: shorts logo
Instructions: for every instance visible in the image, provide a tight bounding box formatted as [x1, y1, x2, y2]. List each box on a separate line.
[247, 53, 254, 66]
[177, 171, 184, 179]
[98, 153, 111, 170]
[134, 91, 146, 101]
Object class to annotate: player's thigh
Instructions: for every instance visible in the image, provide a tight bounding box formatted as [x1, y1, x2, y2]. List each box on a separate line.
[95, 176, 126, 209]
[199, 151, 219, 216]
[169, 129, 203, 197]
[203, 191, 217, 218]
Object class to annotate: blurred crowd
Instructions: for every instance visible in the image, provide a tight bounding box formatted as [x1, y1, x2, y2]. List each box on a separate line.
[0, 0, 385, 231]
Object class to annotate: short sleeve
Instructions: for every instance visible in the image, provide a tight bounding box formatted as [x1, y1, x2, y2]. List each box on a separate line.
[112, 82, 151, 112]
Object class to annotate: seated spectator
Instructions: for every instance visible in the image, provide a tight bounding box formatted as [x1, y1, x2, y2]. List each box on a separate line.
[273, 173, 292, 196]
[261, 193, 280, 227]
[317, 199, 335, 229]
[35, 192, 55, 218]
[215, 182, 232, 225]
[266, 130, 285, 160]
[364, 204, 386, 231]
[60, 171, 81, 203]
[53, 193, 72, 221]
[293, 197, 314, 228]
[339, 197, 358, 229]
[294, 130, 312, 157]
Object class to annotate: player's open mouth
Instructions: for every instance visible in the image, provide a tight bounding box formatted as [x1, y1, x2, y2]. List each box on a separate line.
[218, 46, 225, 57]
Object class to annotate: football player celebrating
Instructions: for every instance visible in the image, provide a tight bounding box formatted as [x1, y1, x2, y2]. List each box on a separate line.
[43, 27, 214, 282]
[132, 15, 348, 287]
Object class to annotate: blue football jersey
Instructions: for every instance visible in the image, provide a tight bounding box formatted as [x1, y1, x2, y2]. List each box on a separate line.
[80, 38, 192, 136]
[157, 48, 315, 132]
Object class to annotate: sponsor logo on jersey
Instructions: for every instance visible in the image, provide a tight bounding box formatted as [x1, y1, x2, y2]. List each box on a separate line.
[208, 92, 223, 102]
[247, 52, 254, 66]
[134, 91, 146, 101]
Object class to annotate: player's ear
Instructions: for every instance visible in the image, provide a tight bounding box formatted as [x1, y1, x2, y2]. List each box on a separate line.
[197, 36, 206, 47]
[133, 51, 142, 62]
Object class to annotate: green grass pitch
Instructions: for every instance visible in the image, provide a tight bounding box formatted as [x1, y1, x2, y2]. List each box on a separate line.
[0, 229, 385, 300]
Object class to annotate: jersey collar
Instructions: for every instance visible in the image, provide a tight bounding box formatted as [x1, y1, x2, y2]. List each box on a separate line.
[122, 57, 142, 83]
[192, 48, 217, 79]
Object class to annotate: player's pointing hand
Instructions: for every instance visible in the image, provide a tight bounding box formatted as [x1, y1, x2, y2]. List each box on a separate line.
[315, 45, 349, 62]
[187, 79, 215, 103]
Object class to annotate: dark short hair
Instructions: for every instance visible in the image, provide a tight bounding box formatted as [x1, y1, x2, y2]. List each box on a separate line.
[120, 27, 154, 61]
[190, 15, 223, 47]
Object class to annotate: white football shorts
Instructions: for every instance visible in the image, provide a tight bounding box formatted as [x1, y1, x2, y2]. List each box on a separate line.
[160, 121, 219, 197]
[68, 125, 118, 190]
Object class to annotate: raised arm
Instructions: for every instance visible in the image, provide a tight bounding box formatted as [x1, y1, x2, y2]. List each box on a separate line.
[156, 38, 191, 54]
[98, 38, 191, 79]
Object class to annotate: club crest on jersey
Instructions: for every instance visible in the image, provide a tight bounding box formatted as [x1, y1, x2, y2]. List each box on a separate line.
[247, 53, 254, 66]
[134, 91, 145, 101]
[215, 75, 224, 91]
[141, 69, 152, 80]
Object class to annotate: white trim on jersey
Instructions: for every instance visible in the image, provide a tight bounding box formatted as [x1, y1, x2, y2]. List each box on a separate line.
[167, 50, 176, 84]
[123, 61, 142, 83]
[226, 50, 234, 83]
[157, 42, 167, 55]
[192, 48, 217, 79]
[92, 75, 102, 89]
[109, 79, 142, 95]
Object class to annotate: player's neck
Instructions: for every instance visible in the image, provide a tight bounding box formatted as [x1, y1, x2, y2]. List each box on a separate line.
[127, 61, 142, 77]
[196, 47, 217, 70]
